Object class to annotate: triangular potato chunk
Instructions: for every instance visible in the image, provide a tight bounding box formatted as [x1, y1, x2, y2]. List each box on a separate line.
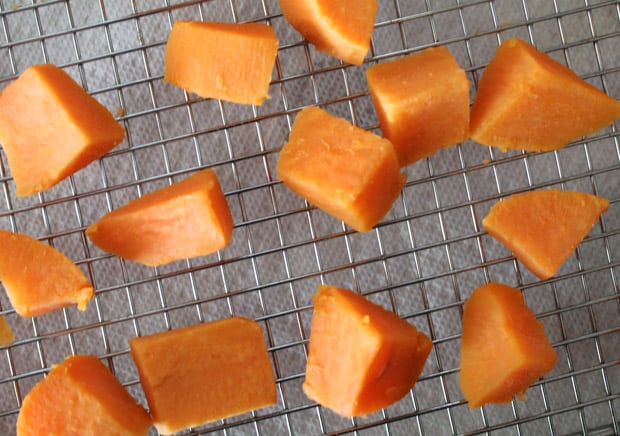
[0, 64, 124, 196]
[482, 189, 609, 279]
[278, 0, 377, 65]
[0, 230, 94, 317]
[17, 355, 152, 435]
[86, 169, 233, 266]
[303, 285, 432, 417]
[470, 38, 620, 152]
[460, 282, 557, 408]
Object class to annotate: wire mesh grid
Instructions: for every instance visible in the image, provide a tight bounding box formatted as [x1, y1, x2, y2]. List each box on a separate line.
[0, 0, 618, 434]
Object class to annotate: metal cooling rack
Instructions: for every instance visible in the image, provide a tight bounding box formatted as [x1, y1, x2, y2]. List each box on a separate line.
[0, 0, 618, 435]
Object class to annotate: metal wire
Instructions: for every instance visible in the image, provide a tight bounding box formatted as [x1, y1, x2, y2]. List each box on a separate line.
[0, 0, 619, 435]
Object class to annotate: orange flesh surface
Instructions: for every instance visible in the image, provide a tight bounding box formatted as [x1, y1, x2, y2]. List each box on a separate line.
[366, 45, 470, 166]
[165, 20, 278, 105]
[16, 354, 152, 436]
[459, 282, 557, 408]
[0, 316, 14, 346]
[276, 106, 405, 232]
[470, 38, 620, 152]
[303, 285, 432, 417]
[0, 230, 94, 317]
[482, 189, 609, 280]
[278, 0, 377, 65]
[0, 64, 125, 196]
[86, 169, 233, 267]
[130, 316, 276, 435]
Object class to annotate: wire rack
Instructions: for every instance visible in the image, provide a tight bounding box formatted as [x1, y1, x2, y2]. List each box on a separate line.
[0, 0, 618, 435]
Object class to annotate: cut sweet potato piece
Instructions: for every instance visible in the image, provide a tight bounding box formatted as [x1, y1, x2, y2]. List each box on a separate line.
[16, 354, 152, 436]
[276, 106, 405, 232]
[470, 38, 620, 152]
[0, 230, 94, 317]
[303, 285, 432, 417]
[0, 64, 124, 196]
[460, 282, 557, 408]
[165, 20, 278, 105]
[86, 169, 233, 266]
[366, 46, 470, 166]
[279, 0, 376, 65]
[482, 189, 609, 280]
[0, 315, 14, 347]
[130, 316, 276, 435]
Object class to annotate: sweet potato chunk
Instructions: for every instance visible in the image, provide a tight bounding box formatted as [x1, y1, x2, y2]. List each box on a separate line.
[130, 317, 276, 434]
[366, 46, 470, 166]
[460, 283, 557, 408]
[470, 38, 620, 152]
[0, 230, 94, 317]
[276, 106, 405, 232]
[279, 0, 377, 65]
[482, 189, 609, 280]
[16, 354, 152, 436]
[303, 285, 432, 417]
[0, 64, 124, 196]
[86, 169, 233, 266]
[165, 20, 278, 105]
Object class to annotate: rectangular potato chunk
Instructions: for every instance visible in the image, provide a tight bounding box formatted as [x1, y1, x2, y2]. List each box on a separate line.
[276, 106, 405, 232]
[165, 20, 278, 105]
[130, 317, 277, 435]
[366, 46, 470, 166]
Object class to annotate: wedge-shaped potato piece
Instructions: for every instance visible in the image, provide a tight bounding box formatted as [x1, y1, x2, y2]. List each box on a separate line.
[460, 283, 557, 408]
[86, 169, 233, 266]
[303, 285, 432, 417]
[165, 20, 278, 105]
[482, 189, 609, 280]
[470, 38, 620, 152]
[279, 0, 376, 65]
[130, 317, 276, 435]
[366, 46, 470, 166]
[0, 64, 124, 196]
[17, 354, 152, 436]
[0, 230, 94, 317]
[277, 106, 405, 232]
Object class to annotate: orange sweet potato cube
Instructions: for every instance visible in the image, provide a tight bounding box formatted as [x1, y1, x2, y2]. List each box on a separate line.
[0, 64, 124, 196]
[366, 46, 470, 166]
[86, 169, 233, 267]
[130, 316, 276, 435]
[0, 230, 94, 317]
[165, 20, 278, 105]
[276, 106, 405, 232]
[460, 282, 557, 408]
[303, 285, 432, 417]
[16, 354, 152, 435]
